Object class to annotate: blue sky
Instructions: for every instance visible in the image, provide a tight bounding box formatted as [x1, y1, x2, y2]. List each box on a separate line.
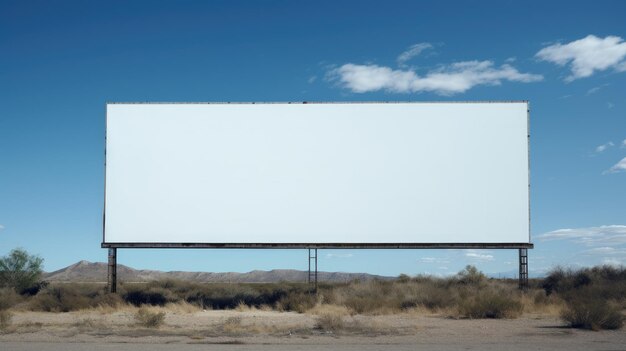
[1, 0, 625, 277]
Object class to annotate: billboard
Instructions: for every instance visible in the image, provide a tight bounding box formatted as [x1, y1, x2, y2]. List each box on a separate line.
[103, 102, 530, 247]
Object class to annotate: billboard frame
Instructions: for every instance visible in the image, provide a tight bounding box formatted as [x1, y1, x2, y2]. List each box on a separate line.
[101, 101, 533, 292]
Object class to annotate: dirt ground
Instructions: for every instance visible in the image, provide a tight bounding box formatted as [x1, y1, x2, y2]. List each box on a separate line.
[1, 309, 625, 350]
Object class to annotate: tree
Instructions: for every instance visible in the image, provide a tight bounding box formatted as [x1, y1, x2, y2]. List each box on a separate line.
[0, 248, 44, 293]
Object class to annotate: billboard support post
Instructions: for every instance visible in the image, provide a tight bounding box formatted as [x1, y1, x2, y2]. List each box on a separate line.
[519, 248, 528, 290]
[308, 248, 318, 293]
[107, 248, 117, 293]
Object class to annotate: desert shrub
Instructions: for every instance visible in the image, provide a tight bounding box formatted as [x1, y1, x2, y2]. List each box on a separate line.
[20, 281, 48, 296]
[561, 298, 624, 330]
[276, 291, 317, 313]
[0, 248, 43, 294]
[399, 282, 459, 310]
[397, 274, 411, 283]
[542, 266, 626, 302]
[315, 312, 345, 331]
[29, 284, 117, 312]
[0, 310, 12, 330]
[220, 316, 244, 334]
[456, 265, 487, 286]
[134, 307, 166, 328]
[0, 288, 22, 310]
[457, 290, 523, 319]
[123, 287, 177, 306]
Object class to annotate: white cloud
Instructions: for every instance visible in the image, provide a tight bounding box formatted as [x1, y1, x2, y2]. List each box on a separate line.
[621, 139, 626, 148]
[582, 247, 626, 257]
[397, 42, 433, 66]
[418, 257, 450, 264]
[464, 249, 494, 261]
[586, 87, 601, 95]
[595, 141, 614, 153]
[607, 102, 615, 109]
[308, 76, 317, 84]
[539, 225, 626, 246]
[0, 224, 4, 231]
[536, 35, 626, 81]
[329, 61, 542, 95]
[604, 157, 626, 174]
[324, 253, 353, 259]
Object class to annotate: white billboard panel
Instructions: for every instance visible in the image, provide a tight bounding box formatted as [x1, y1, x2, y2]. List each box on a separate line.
[104, 102, 530, 245]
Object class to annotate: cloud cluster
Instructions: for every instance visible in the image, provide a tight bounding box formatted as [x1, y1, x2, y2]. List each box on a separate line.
[418, 257, 450, 264]
[540, 225, 626, 246]
[536, 35, 626, 81]
[327, 35, 626, 95]
[464, 249, 494, 262]
[540, 225, 626, 266]
[329, 60, 542, 95]
[605, 157, 626, 174]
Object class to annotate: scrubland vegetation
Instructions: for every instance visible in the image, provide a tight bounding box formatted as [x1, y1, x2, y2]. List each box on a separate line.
[0, 263, 624, 332]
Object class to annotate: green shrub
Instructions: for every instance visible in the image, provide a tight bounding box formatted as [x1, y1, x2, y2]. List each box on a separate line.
[134, 308, 166, 328]
[562, 298, 624, 330]
[0, 248, 43, 294]
[456, 265, 487, 286]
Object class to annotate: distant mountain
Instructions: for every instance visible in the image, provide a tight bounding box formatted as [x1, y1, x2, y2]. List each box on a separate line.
[43, 260, 392, 283]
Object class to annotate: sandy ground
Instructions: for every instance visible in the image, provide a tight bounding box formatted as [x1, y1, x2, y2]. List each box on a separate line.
[1, 309, 625, 350]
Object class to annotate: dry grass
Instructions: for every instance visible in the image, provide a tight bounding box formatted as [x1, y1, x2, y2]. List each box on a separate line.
[307, 303, 353, 316]
[519, 289, 565, 316]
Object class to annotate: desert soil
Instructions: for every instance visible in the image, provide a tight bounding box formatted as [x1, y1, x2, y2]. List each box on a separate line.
[1, 310, 625, 350]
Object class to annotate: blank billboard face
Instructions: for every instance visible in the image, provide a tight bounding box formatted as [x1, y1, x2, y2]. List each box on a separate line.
[104, 102, 530, 245]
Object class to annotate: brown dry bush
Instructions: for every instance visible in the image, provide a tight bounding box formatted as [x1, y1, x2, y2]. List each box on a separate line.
[457, 289, 523, 319]
[561, 298, 623, 330]
[315, 312, 345, 332]
[0, 288, 22, 311]
[29, 284, 120, 312]
[134, 307, 166, 328]
[0, 310, 12, 330]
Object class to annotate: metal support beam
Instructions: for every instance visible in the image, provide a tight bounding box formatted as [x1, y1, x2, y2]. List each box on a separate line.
[308, 248, 318, 292]
[107, 248, 117, 293]
[518, 248, 528, 290]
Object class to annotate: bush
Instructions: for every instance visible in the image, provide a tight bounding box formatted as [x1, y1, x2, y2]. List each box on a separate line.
[0, 248, 43, 294]
[458, 291, 523, 319]
[134, 308, 166, 328]
[29, 284, 121, 312]
[0, 288, 21, 311]
[0, 310, 12, 330]
[315, 313, 344, 332]
[456, 265, 487, 286]
[276, 291, 317, 313]
[542, 266, 626, 302]
[562, 298, 624, 330]
[123, 287, 177, 307]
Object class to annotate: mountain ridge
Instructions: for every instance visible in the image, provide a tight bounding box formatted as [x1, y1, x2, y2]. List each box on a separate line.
[43, 261, 393, 283]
